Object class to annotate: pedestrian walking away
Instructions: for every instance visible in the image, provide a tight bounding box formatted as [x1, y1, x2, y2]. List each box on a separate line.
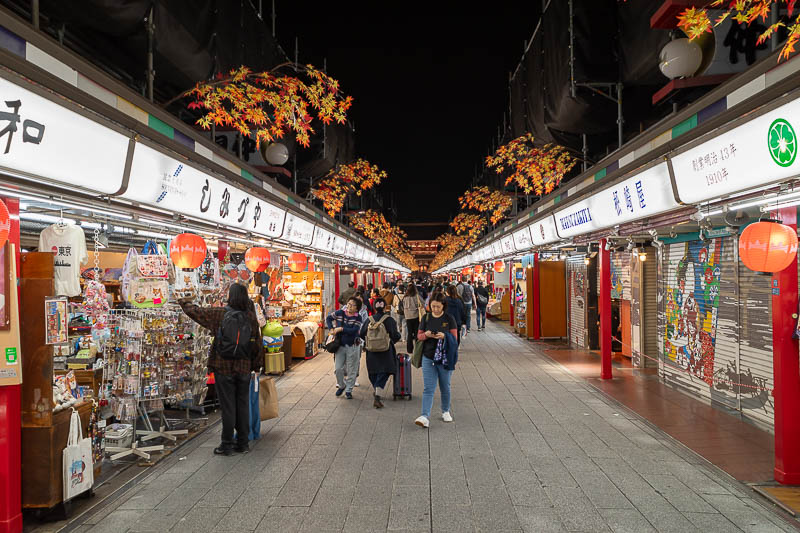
[415, 291, 459, 428]
[474, 280, 490, 330]
[338, 281, 356, 307]
[359, 298, 401, 408]
[461, 278, 476, 333]
[391, 283, 407, 342]
[178, 283, 263, 455]
[325, 297, 364, 399]
[445, 285, 466, 344]
[402, 283, 423, 353]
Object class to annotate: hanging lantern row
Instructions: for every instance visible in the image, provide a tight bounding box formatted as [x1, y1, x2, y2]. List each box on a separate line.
[739, 221, 798, 273]
[244, 247, 271, 272]
[474, 265, 484, 274]
[170, 233, 207, 269]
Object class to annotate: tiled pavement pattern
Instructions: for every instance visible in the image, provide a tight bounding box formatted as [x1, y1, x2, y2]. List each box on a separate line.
[72, 319, 798, 532]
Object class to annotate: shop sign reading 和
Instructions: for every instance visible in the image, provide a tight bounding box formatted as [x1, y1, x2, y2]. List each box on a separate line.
[554, 163, 676, 238]
[0, 76, 129, 194]
[125, 143, 286, 237]
[671, 96, 800, 203]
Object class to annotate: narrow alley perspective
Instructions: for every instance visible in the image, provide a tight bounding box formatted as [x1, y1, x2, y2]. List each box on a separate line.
[61, 320, 796, 533]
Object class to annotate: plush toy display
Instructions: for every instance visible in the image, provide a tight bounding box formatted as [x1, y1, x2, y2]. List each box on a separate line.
[262, 320, 284, 353]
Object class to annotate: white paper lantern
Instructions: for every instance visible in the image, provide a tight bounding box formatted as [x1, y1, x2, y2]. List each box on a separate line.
[659, 38, 702, 79]
[263, 142, 289, 165]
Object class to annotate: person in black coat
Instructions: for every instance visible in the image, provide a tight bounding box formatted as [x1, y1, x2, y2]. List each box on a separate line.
[359, 298, 401, 408]
[445, 285, 467, 344]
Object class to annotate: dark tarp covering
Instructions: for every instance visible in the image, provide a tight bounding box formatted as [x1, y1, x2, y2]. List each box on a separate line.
[298, 123, 355, 181]
[509, 0, 671, 156]
[39, 0, 285, 100]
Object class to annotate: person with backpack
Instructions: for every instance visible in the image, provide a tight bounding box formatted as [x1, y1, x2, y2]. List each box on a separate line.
[325, 297, 364, 399]
[474, 280, 490, 330]
[402, 283, 424, 353]
[178, 283, 263, 455]
[460, 278, 476, 335]
[392, 284, 406, 343]
[414, 292, 459, 428]
[359, 298, 401, 408]
[379, 282, 394, 308]
[445, 285, 467, 344]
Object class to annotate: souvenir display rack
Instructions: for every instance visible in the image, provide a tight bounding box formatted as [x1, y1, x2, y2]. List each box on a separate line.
[281, 271, 324, 360]
[100, 306, 210, 460]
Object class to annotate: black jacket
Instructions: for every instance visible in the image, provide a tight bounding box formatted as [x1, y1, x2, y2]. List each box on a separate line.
[445, 297, 466, 329]
[359, 311, 402, 374]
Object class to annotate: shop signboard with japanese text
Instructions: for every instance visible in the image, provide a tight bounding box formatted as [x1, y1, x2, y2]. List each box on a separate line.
[554, 163, 676, 239]
[0, 76, 129, 194]
[282, 213, 314, 246]
[672, 96, 800, 203]
[312, 226, 336, 252]
[501, 236, 515, 254]
[530, 215, 560, 246]
[512, 226, 533, 251]
[344, 239, 357, 258]
[491, 241, 503, 259]
[332, 237, 346, 256]
[124, 143, 286, 237]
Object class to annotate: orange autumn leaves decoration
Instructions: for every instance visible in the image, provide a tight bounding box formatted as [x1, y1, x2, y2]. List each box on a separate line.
[486, 133, 577, 196]
[187, 64, 353, 148]
[430, 234, 468, 272]
[450, 213, 487, 245]
[677, 1, 800, 61]
[313, 159, 387, 216]
[349, 210, 417, 270]
[458, 186, 512, 225]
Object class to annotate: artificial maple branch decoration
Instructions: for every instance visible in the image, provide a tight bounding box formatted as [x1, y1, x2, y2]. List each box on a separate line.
[458, 186, 512, 225]
[349, 210, 417, 270]
[185, 64, 353, 148]
[312, 159, 388, 216]
[486, 133, 577, 196]
[677, 1, 800, 61]
[450, 212, 487, 245]
[430, 234, 468, 272]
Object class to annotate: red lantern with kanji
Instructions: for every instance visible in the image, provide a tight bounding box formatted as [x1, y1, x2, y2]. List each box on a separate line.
[474, 265, 484, 274]
[461, 267, 472, 277]
[0, 199, 9, 250]
[245, 247, 271, 272]
[288, 253, 307, 272]
[169, 233, 207, 269]
[739, 221, 798, 272]
[493, 260, 505, 273]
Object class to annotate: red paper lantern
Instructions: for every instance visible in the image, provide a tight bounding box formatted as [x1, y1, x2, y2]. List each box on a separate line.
[245, 247, 271, 272]
[0, 199, 9, 250]
[461, 267, 472, 277]
[493, 261, 505, 273]
[169, 233, 207, 269]
[393, 270, 401, 277]
[739, 221, 798, 273]
[474, 265, 484, 274]
[288, 252, 307, 272]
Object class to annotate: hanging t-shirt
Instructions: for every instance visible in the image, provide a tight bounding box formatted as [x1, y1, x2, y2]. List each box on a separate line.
[39, 224, 88, 297]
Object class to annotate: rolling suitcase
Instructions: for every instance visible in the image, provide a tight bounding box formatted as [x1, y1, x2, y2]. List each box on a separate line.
[393, 352, 412, 400]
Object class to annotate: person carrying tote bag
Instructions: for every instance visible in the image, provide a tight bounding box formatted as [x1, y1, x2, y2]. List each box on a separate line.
[63, 408, 94, 500]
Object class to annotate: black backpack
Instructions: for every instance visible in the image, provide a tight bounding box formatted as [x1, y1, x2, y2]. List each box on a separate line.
[216, 309, 253, 359]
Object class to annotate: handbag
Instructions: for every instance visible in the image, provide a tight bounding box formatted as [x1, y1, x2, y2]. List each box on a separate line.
[411, 339, 424, 368]
[128, 279, 169, 308]
[63, 409, 94, 500]
[136, 240, 169, 279]
[324, 332, 341, 353]
[258, 375, 279, 421]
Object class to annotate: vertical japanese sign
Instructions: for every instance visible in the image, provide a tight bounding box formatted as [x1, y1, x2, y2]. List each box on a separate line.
[44, 297, 68, 345]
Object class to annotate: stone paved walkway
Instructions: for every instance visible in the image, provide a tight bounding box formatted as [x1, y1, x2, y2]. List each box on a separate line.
[72, 319, 798, 532]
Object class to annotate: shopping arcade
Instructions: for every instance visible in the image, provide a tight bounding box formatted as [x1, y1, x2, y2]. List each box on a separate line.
[0, 19, 415, 531]
[436, 54, 800, 485]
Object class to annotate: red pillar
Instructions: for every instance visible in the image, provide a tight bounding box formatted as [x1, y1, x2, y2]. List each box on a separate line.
[509, 263, 514, 327]
[0, 196, 21, 533]
[334, 263, 341, 311]
[771, 207, 800, 484]
[599, 238, 612, 380]
[353, 271, 358, 289]
[532, 253, 541, 340]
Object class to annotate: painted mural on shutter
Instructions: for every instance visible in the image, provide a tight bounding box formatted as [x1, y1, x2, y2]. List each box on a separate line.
[642, 249, 659, 368]
[610, 252, 632, 300]
[568, 259, 586, 348]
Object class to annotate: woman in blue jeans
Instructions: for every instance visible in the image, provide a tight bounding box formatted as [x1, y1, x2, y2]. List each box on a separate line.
[414, 292, 459, 428]
[474, 280, 490, 330]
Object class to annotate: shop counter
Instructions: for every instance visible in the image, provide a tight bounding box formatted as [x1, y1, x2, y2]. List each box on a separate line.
[283, 321, 321, 361]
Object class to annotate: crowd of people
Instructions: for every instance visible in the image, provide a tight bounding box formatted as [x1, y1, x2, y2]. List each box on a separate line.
[326, 276, 491, 428]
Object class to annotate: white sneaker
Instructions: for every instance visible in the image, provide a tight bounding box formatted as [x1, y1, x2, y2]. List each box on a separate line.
[442, 412, 453, 423]
[414, 416, 430, 428]
[354, 381, 360, 387]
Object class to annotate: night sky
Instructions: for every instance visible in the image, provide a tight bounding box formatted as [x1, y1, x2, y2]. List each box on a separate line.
[276, 3, 542, 240]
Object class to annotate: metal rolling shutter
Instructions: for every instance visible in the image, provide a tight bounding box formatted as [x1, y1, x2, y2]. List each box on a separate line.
[735, 243, 774, 430]
[567, 258, 587, 348]
[641, 248, 659, 368]
[659, 237, 738, 413]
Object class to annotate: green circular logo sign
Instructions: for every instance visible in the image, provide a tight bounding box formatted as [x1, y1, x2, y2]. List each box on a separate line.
[768, 118, 797, 167]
